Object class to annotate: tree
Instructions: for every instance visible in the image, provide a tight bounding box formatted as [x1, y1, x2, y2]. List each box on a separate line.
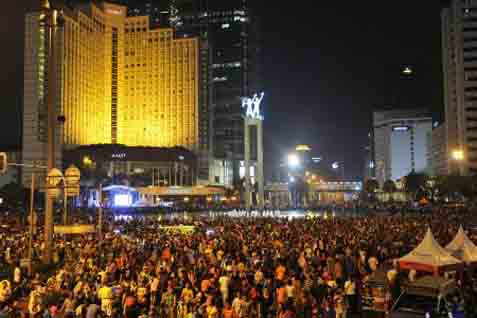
[364, 179, 379, 194]
[362, 179, 379, 202]
[405, 172, 429, 200]
[0, 183, 29, 211]
[382, 180, 397, 194]
[434, 175, 475, 201]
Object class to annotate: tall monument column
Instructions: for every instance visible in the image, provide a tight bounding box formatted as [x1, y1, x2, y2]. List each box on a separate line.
[256, 119, 264, 210]
[244, 119, 252, 209]
[242, 92, 265, 210]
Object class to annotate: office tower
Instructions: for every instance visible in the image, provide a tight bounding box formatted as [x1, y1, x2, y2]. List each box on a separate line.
[363, 132, 375, 181]
[430, 122, 448, 176]
[442, 0, 477, 175]
[23, 1, 198, 186]
[373, 109, 432, 185]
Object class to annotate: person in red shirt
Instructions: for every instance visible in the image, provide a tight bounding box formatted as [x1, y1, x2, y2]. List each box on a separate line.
[222, 301, 236, 318]
[276, 283, 287, 307]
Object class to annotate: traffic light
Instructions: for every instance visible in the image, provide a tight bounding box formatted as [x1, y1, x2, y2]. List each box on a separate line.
[0, 153, 6, 174]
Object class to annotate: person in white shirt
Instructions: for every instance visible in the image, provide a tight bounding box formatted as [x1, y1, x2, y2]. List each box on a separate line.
[344, 277, 356, 313]
[13, 265, 21, 284]
[218, 273, 230, 304]
[285, 279, 295, 299]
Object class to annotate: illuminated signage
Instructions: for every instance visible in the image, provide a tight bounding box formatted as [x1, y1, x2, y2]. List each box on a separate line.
[106, 8, 123, 15]
[242, 92, 264, 120]
[114, 194, 132, 207]
[392, 126, 410, 131]
[112, 153, 126, 159]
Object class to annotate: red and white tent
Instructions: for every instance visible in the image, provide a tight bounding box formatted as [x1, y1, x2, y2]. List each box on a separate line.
[399, 228, 462, 274]
[446, 226, 477, 265]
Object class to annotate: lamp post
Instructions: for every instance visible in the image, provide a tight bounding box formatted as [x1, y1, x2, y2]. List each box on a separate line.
[287, 153, 300, 169]
[41, 0, 65, 265]
[332, 161, 345, 181]
[287, 153, 301, 208]
[451, 149, 464, 176]
[98, 184, 103, 242]
[178, 155, 185, 186]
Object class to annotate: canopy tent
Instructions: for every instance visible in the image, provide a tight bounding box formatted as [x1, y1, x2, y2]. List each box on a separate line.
[399, 228, 462, 274]
[446, 226, 477, 265]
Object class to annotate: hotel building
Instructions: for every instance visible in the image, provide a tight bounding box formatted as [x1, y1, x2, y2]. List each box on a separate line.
[23, 1, 199, 186]
[442, 0, 477, 175]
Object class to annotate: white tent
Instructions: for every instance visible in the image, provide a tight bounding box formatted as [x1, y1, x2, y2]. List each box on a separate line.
[399, 228, 462, 273]
[446, 226, 477, 265]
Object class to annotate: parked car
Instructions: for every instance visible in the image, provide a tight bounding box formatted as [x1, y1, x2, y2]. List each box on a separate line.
[389, 276, 464, 318]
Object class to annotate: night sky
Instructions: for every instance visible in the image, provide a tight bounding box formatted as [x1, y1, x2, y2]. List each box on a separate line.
[1, 0, 450, 180]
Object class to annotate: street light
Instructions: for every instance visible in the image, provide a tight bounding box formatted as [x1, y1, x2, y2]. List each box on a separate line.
[451, 149, 464, 176]
[287, 153, 300, 168]
[332, 161, 345, 180]
[452, 149, 464, 161]
[402, 66, 413, 76]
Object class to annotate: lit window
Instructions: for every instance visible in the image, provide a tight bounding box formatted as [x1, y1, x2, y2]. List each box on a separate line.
[213, 76, 227, 82]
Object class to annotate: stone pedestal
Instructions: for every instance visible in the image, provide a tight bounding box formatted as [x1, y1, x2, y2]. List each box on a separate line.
[244, 117, 264, 210]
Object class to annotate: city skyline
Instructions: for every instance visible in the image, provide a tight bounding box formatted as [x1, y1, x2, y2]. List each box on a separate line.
[1, 0, 450, 181]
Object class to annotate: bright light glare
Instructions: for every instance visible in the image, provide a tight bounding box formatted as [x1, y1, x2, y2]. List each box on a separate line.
[452, 150, 464, 161]
[332, 162, 340, 169]
[403, 66, 413, 75]
[289, 176, 295, 183]
[288, 154, 300, 167]
[114, 194, 132, 207]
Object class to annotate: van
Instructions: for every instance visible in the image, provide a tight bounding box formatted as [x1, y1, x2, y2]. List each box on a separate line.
[389, 276, 465, 318]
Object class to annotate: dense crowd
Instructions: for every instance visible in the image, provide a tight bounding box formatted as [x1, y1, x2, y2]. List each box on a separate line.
[0, 208, 475, 318]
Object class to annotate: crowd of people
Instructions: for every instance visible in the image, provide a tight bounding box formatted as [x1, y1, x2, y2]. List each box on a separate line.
[0, 208, 475, 318]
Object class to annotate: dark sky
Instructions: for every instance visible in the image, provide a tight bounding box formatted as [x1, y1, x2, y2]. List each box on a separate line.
[1, 0, 450, 180]
[260, 0, 450, 180]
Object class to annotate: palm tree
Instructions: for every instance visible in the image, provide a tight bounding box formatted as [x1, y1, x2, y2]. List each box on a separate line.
[382, 180, 397, 202]
[383, 180, 397, 193]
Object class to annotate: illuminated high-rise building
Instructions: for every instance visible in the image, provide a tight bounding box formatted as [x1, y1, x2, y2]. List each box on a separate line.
[373, 109, 432, 185]
[22, 1, 198, 186]
[109, 0, 262, 185]
[442, 0, 477, 175]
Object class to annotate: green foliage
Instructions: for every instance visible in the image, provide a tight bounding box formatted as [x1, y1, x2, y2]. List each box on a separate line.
[433, 175, 477, 201]
[404, 173, 428, 195]
[364, 179, 379, 194]
[382, 180, 397, 193]
[0, 182, 28, 210]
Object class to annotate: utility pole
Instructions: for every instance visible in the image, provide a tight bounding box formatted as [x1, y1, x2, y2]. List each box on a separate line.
[28, 173, 35, 275]
[42, 1, 64, 264]
[98, 184, 103, 242]
[43, 4, 57, 265]
[63, 192, 68, 225]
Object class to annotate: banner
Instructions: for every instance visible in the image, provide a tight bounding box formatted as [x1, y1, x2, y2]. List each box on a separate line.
[158, 226, 195, 234]
[54, 224, 96, 234]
